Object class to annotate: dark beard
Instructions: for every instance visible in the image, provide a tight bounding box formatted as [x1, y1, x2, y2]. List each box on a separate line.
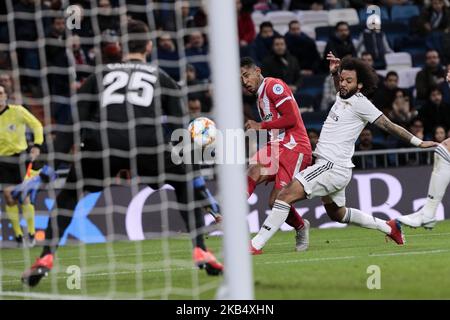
[339, 87, 358, 99]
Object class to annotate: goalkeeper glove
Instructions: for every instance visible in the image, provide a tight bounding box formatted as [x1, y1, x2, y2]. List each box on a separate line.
[12, 165, 57, 204]
[194, 176, 222, 223]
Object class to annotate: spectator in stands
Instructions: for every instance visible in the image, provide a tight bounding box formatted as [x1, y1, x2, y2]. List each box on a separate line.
[186, 64, 212, 117]
[415, 49, 447, 101]
[289, 0, 325, 10]
[397, 118, 428, 165]
[387, 89, 418, 128]
[383, 0, 410, 6]
[157, 33, 180, 81]
[185, 32, 210, 80]
[284, 20, 321, 75]
[409, 118, 425, 141]
[325, 0, 350, 9]
[433, 125, 447, 143]
[419, 86, 450, 136]
[191, 5, 208, 28]
[372, 71, 400, 114]
[181, 1, 195, 28]
[252, 21, 278, 65]
[307, 129, 320, 151]
[100, 31, 122, 64]
[13, 0, 51, 95]
[354, 127, 386, 169]
[261, 35, 301, 92]
[70, 34, 91, 88]
[439, 63, 450, 103]
[0, 73, 21, 104]
[356, 15, 393, 69]
[360, 51, 383, 85]
[324, 22, 356, 62]
[97, 0, 120, 33]
[417, 0, 450, 36]
[46, 16, 72, 124]
[237, 0, 256, 48]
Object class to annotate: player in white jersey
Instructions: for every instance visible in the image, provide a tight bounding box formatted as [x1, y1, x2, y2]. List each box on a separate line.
[396, 71, 450, 229]
[250, 53, 437, 251]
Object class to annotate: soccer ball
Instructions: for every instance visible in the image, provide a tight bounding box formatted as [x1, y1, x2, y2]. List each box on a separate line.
[188, 117, 217, 147]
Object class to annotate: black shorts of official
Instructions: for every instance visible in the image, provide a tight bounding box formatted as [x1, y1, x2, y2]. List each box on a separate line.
[63, 150, 193, 192]
[0, 154, 26, 185]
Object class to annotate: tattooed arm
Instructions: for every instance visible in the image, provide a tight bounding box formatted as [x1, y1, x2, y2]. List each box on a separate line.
[373, 115, 437, 148]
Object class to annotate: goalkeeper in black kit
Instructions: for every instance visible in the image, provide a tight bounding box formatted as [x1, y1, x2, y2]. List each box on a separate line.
[22, 20, 223, 287]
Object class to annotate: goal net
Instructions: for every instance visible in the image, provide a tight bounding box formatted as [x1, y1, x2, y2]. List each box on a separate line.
[0, 0, 251, 299]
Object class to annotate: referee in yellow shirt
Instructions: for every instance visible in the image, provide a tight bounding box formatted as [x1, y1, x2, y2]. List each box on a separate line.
[0, 84, 43, 247]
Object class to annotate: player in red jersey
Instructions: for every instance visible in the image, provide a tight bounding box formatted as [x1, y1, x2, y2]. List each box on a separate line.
[240, 57, 313, 254]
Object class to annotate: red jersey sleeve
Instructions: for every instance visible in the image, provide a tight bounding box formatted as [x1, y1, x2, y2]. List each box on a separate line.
[265, 78, 293, 109]
[261, 100, 297, 130]
[261, 79, 297, 130]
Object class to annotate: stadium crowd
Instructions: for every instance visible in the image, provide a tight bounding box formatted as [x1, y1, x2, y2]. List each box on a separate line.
[1, 0, 450, 168]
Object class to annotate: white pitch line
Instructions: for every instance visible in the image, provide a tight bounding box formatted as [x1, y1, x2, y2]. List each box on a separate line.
[3, 231, 450, 265]
[0, 265, 196, 285]
[1, 247, 449, 299]
[369, 248, 450, 257]
[0, 291, 102, 300]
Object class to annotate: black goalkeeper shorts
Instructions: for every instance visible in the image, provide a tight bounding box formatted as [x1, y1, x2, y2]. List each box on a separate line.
[0, 155, 26, 185]
[63, 150, 193, 192]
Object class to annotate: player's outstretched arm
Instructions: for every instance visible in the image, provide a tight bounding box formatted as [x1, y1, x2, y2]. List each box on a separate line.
[374, 114, 438, 148]
[326, 51, 340, 92]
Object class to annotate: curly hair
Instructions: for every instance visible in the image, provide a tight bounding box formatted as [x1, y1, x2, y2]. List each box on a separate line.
[339, 57, 379, 97]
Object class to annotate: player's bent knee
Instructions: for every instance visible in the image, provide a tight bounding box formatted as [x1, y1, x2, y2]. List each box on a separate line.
[3, 188, 16, 206]
[277, 180, 306, 204]
[324, 202, 346, 222]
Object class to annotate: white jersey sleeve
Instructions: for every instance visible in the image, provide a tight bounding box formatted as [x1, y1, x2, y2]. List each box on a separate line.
[352, 94, 383, 124]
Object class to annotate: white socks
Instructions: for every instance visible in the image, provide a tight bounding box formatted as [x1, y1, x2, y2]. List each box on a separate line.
[421, 145, 450, 219]
[252, 200, 290, 250]
[342, 207, 391, 234]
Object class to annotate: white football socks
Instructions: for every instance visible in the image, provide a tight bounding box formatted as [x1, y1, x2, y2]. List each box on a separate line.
[421, 145, 450, 219]
[342, 207, 391, 234]
[252, 200, 290, 250]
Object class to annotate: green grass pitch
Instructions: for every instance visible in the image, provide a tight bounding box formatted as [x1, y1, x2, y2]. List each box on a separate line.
[1, 220, 450, 299]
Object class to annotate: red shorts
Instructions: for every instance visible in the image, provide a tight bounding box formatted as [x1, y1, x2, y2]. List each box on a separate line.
[251, 142, 312, 189]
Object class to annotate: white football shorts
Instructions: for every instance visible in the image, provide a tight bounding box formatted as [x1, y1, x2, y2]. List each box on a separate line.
[294, 157, 352, 207]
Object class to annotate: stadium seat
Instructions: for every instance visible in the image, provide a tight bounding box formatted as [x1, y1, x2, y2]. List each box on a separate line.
[301, 110, 328, 131]
[315, 40, 327, 58]
[349, 24, 363, 40]
[390, 5, 420, 24]
[411, 51, 426, 68]
[297, 10, 329, 30]
[328, 9, 359, 27]
[396, 67, 422, 89]
[251, 11, 267, 33]
[358, 6, 389, 24]
[301, 25, 316, 40]
[376, 67, 421, 88]
[382, 21, 410, 48]
[315, 26, 333, 41]
[273, 24, 289, 35]
[385, 52, 412, 71]
[265, 11, 298, 26]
